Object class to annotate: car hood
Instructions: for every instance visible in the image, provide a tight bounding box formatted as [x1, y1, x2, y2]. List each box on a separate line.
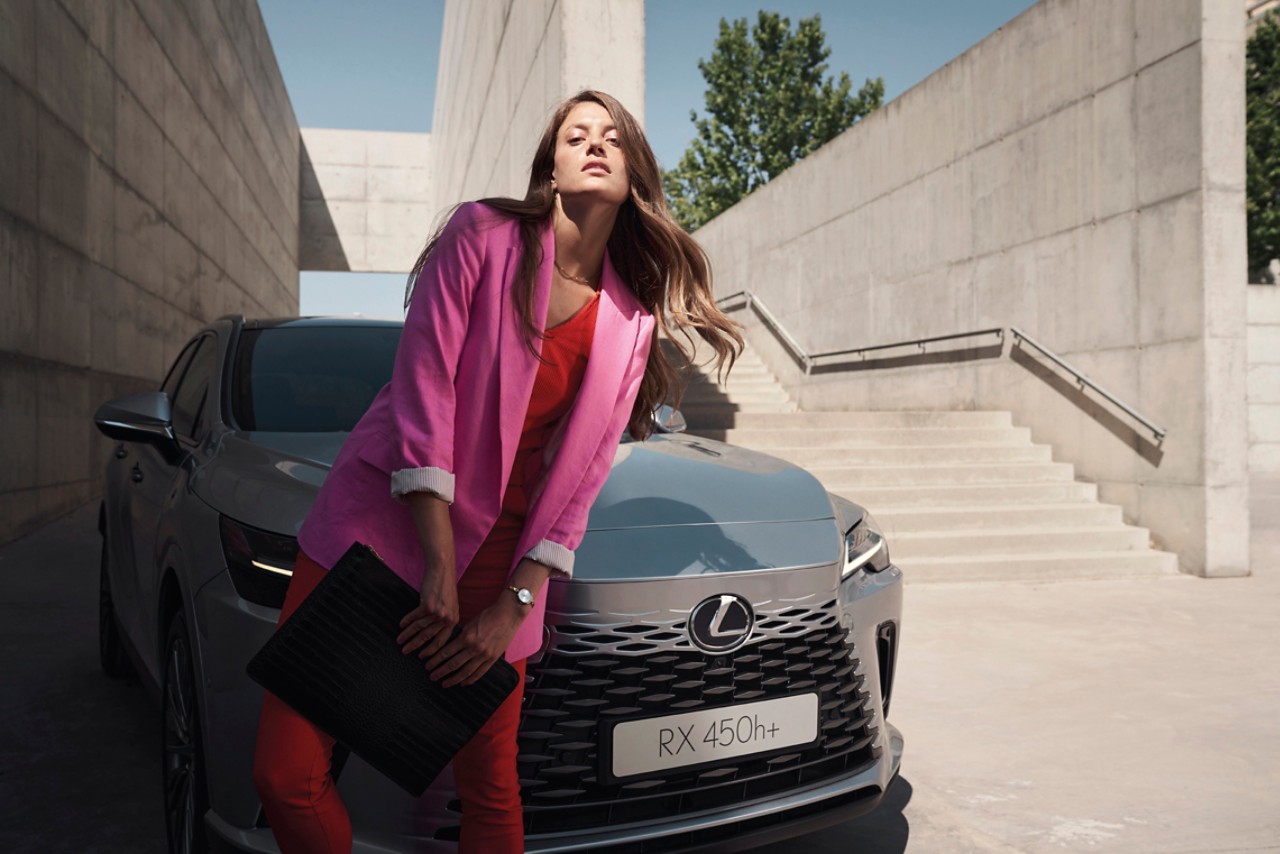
[194, 431, 841, 579]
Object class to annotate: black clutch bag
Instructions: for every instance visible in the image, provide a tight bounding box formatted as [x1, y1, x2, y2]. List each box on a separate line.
[246, 542, 520, 796]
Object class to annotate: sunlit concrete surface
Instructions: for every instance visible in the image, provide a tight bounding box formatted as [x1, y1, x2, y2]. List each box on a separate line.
[430, 0, 645, 208]
[1250, 285, 1280, 475]
[299, 128, 433, 273]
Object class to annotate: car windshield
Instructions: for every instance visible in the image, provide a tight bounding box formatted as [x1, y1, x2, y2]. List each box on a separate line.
[231, 326, 401, 432]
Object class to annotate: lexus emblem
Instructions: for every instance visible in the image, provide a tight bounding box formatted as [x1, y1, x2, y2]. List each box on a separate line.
[688, 594, 754, 653]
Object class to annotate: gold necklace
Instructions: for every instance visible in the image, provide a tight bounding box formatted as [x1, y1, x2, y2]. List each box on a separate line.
[554, 259, 599, 286]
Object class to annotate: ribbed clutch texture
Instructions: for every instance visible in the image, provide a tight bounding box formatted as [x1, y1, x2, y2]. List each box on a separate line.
[247, 542, 520, 796]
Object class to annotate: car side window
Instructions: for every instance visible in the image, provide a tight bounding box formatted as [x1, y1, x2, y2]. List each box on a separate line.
[161, 339, 200, 399]
[171, 335, 218, 441]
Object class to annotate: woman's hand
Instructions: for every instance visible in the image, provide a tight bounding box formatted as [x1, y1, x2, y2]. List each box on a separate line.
[398, 562, 459, 660]
[399, 491, 458, 659]
[420, 597, 526, 687]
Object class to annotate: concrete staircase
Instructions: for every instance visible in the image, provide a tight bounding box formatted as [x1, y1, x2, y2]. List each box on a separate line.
[679, 346, 1180, 582]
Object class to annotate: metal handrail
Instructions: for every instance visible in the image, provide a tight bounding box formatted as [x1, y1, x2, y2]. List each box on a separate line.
[716, 289, 1167, 443]
[1009, 327, 1166, 440]
[815, 328, 1006, 363]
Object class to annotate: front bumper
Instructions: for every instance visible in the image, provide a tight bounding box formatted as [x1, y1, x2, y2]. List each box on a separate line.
[524, 723, 904, 853]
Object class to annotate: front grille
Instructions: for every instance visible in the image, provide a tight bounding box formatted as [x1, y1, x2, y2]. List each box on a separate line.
[511, 598, 880, 836]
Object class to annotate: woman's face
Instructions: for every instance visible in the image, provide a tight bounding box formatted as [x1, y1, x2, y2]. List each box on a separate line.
[551, 102, 629, 207]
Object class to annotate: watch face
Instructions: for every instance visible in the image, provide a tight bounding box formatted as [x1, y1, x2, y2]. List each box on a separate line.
[517, 588, 534, 605]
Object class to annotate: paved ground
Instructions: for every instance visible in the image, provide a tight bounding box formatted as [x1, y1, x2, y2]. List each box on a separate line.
[2, 480, 1277, 852]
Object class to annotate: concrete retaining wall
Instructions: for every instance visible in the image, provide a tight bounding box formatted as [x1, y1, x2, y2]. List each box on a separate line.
[299, 129, 432, 273]
[430, 0, 644, 208]
[1250, 285, 1280, 475]
[695, 0, 1249, 576]
[0, 0, 300, 542]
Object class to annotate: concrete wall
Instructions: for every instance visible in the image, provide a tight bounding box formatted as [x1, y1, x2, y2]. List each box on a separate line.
[695, 0, 1249, 577]
[299, 129, 432, 273]
[1250, 285, 1280, 474]
[431, 0, 644, 208]
[0, 0, 300, 542]
[295, 0, 646, 273]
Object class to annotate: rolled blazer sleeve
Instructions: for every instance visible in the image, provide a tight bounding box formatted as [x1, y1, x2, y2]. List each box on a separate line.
[387, 203, 488, 504]
[525, 319, 655, 576]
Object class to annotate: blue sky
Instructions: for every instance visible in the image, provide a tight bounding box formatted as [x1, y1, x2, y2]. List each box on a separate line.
[259, 0, 1036, 317]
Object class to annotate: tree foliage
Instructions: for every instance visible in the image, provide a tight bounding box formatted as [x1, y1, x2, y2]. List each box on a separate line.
[663, 12, 884, 232]
[1248, 13, 1280, 281]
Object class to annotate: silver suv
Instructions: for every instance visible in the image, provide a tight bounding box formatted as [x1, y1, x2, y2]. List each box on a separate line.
[94, 315, 904, 853]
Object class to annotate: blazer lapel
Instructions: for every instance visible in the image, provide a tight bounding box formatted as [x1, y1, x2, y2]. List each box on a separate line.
[517, 250, 636, 555]
[496, 225, 554, 493]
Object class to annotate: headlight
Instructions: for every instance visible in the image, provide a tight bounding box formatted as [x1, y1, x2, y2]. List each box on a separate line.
[842, 512, 890, 577]
[219, 515, 297, 608]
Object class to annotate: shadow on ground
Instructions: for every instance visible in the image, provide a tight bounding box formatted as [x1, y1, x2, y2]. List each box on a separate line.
[778, 776, 911, 853]
[0, 503, 165, 853]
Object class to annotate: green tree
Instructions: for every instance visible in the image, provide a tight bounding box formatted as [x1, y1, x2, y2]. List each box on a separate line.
[1249, 13, 1280, 282]
[663, 11, 884, 232]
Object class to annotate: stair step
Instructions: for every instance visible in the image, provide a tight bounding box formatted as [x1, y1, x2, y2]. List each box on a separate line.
[718, 424, 1033, 446]
[688, 375, 784, 389]
[897, 549, 1179, 582]
[811, 461, 1076, 487]
[681, 404, 800, 421]
[889, 525, 1150, 558]
[766, 444, 1053, 465]
[693, 364, 776, 378]
[837, 481, 1100, 506]
[697, 410, 1015, 430]
[873, 503, 1122, 532]
[681, 387, 792, 402]
[689, 424, 1032, 445]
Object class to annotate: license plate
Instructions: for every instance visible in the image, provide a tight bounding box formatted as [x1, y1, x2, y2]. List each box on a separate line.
[606, 694, 819, 780]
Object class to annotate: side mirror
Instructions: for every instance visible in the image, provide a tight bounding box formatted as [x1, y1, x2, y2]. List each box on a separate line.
[653, 404, 687, 434]
[94, 392, 182, 462]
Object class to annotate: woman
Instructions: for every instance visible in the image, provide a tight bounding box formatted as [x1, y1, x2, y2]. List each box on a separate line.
[251, 90, 742, 853]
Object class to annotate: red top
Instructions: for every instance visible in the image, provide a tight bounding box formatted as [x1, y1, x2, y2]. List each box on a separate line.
[501, 290, 601, 517]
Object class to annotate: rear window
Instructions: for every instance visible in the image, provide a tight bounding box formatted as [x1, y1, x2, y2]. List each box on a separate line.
[231, 327, 402, 432]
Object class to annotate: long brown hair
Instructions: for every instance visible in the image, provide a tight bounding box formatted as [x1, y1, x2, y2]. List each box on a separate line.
[406, 90, 743, 441]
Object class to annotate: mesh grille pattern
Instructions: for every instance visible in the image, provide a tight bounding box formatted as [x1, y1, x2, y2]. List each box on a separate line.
[514, 598, 881, 836]
[547, 597, 843, 656]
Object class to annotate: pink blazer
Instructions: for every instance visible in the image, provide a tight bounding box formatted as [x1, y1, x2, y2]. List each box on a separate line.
[297, 202, 656, 660]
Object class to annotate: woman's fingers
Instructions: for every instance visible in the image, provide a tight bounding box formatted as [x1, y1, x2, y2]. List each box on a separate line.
[421, 635, 463, 673]
[423, 630, 500, 686]
[397, 616, 440, 647]
[401, 605, 453, 628]
[455, 659, 497, 687]
[416, 625, 453, 659]
[397, 598, 457, 647]
[442, 658, 490, 688]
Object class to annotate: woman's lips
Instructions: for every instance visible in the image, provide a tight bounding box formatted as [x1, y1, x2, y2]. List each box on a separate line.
[582, 161, 610, 174]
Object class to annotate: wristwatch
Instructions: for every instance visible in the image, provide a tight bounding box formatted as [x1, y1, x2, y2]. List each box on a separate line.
[506, 585, 535, 607]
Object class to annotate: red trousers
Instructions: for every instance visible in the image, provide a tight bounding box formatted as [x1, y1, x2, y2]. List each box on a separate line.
[252, 514, 528, 853]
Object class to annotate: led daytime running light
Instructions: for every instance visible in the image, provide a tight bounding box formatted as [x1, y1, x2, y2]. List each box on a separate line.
[251, 559, 293, 577]
[843, 529, 886, 575]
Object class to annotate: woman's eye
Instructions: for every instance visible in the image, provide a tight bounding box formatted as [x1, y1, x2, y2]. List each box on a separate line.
[607, 138, 621, 146]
